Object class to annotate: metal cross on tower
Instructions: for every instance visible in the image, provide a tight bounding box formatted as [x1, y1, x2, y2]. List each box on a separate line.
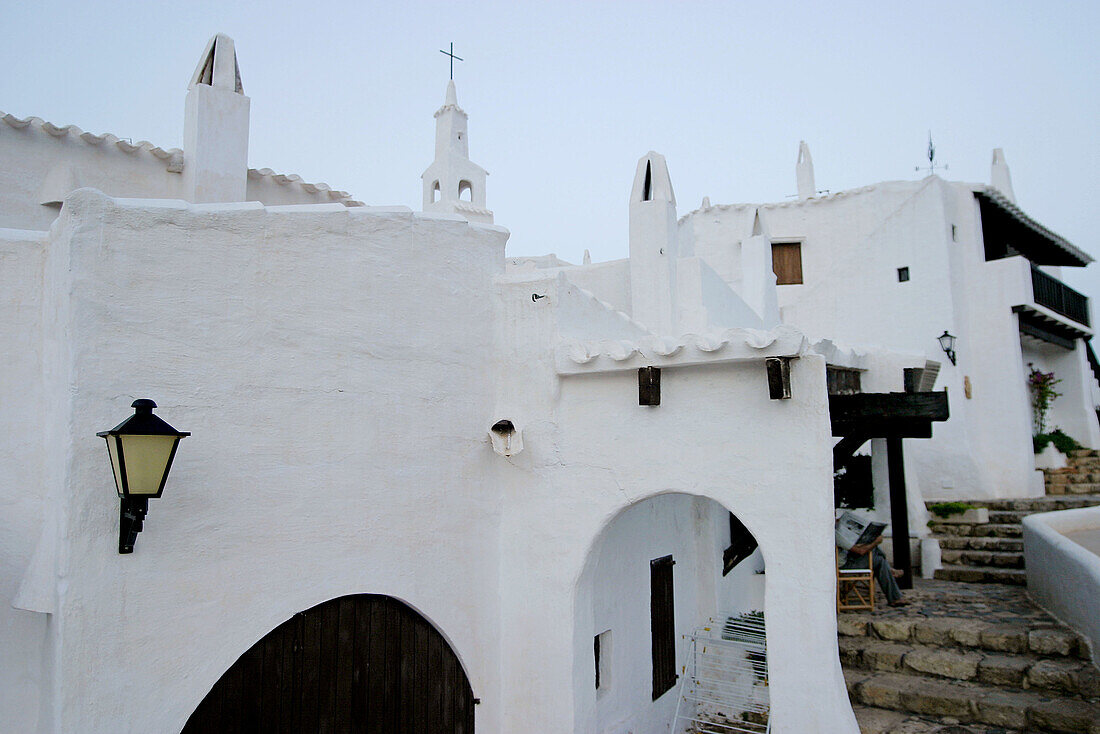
[915, 131, 948, 176]
[439, 42, 463, 80]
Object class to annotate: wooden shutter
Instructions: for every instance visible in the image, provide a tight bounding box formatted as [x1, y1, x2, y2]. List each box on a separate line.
[772, 242, 803, 285]
[723, 513, 759, 576]
[650, 555, 676, 700]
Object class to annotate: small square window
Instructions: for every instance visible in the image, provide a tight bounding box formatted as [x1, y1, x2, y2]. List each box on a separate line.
[772, 242, 803, 285]
[897, 267, 910, 283]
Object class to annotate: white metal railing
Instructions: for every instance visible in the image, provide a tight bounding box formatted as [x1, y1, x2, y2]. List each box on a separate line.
[671, 613, 770, 734]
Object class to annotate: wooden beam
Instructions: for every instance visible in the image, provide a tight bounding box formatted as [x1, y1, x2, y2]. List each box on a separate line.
[638, 367, 661, 406]
[886, 435, 913, 591]
[829, 391, 949, 423]
[832, 419, 934, 439]
[765, 357, 792, 400]
[1013, 307, 1080, 350]
[832, 434, 870, 466]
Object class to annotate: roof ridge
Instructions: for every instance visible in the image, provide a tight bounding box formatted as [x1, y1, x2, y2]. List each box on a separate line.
[678, 181, 888, 223]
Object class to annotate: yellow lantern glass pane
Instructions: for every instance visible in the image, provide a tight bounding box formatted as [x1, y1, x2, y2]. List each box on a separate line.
[106, 436, 125, 496]
[118, 434, 178, 495]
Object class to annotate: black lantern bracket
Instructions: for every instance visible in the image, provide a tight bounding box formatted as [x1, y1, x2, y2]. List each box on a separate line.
[938, 330, 957, 366]
[97, 399, 190, 554]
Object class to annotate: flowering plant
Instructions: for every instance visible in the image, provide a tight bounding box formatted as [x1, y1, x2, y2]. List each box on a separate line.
[1027, 364, 1062, 435]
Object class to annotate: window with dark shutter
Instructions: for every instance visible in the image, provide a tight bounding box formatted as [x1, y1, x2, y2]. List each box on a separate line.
[650, 555, 676, 699]
[771, 242, 803, 285]
[723, 512, 759, 576]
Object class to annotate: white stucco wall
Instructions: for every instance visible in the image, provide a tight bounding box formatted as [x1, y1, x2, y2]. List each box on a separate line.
[3, 189, 858, 734]
[1023, 507, 1100, 663]
[0, 227, 50, 733]
[16, 190, 509, 733]
[1022, 339, 1100, 448]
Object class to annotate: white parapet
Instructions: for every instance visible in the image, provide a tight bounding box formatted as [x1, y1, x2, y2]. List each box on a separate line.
[1022, 506, 1100, 662]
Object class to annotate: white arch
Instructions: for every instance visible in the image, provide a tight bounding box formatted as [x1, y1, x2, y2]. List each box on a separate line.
[572, 490, 767, 733]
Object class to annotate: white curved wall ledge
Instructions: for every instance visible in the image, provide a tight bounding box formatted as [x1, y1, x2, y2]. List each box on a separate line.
[556, 325, 807, 375]
[1023, 506, 1100, 663]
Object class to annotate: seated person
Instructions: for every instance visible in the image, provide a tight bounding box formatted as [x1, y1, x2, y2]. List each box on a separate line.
[836, 530, 908, 607]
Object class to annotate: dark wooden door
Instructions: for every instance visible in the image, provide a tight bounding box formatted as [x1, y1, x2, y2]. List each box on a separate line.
[650, 555, 676, 700]
[182, 594, 475, 734]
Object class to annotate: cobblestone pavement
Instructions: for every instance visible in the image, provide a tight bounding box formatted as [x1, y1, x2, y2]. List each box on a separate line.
[871, 578, 1053, 626]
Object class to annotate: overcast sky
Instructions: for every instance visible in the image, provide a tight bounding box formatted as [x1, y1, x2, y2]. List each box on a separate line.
[3, 1, 1099, 298]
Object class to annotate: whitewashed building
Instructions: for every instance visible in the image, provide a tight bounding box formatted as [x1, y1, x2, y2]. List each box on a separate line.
[679, 142, 1097, 514]
[1, 35, 857, 733]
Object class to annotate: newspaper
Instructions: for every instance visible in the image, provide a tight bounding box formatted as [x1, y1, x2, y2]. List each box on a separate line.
[836, 511, 886, 549]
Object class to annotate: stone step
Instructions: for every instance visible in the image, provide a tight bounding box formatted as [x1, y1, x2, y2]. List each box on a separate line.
[971, 496, 1100, 512]
[935, 566, 1027, 585]
[940, 549, 1024, 569]
[1067, 483, 1100, 495]
[930, 523, 1022, 538]
[1046, 483, 1100, 496]
[844, 670, 1100, 733]
[1063, 463, 1100, 473]
[838, 636, 1100, 697]
[1045, 472, 1100, 485]
[1068, 449, 1100, 458]
[987, 510, 1028, 524]
[838, 613, 1089, 660]
[851, 705, 1025, 734]
[938, 537, 1022, 552]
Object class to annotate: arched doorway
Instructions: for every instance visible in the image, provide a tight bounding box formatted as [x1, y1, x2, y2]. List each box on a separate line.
[574, 493, 768, 733]
[182, 594, 474, 733]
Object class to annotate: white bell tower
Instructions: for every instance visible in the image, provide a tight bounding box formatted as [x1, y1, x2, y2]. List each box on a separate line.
[421, 81, 493, 224]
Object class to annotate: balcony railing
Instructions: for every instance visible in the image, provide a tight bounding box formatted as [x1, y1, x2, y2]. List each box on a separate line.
[1031, 265, 1090, 327]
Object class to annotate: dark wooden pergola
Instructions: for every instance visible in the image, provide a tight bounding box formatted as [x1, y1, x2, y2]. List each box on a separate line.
[830, 391, 949, 589]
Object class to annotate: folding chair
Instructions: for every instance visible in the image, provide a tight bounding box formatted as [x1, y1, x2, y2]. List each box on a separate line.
[836, 547, 875, 612]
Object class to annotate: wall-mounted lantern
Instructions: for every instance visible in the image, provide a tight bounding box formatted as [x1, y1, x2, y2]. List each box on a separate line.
[97, 399, 190, 554]
[937, 330, 957, 366]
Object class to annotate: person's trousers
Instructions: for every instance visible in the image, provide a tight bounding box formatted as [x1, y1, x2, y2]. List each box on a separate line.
[870, 547, 902, 603]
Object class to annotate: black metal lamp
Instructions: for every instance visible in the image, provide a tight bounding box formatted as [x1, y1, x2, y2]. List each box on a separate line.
[937, 330, 957, 366]
[97, 399, 190, 554]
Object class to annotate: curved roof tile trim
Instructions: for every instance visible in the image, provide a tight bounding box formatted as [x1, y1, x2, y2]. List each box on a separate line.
[1, 110, 362, 206]
[1, 111, 184, 171]
[247, 167, 363, 206]
[555, 325, 808, 375]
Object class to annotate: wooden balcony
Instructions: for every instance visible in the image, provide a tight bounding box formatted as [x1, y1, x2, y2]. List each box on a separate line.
[1031, 264, 1090, 327]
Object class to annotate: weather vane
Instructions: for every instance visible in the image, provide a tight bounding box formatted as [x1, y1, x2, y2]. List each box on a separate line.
[439, 42, 463, 80]
[916, 131, 948, 177]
